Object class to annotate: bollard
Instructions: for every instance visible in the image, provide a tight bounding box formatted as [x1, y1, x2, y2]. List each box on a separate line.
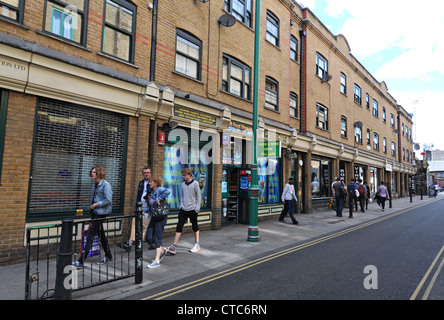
[410, 189, 413, 203]
[54, 219, 73, 300]
[134, 202, 143, 284]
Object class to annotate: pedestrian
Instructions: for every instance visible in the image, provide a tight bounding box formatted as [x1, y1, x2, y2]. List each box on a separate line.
[145, 176, 171, 268]
[120, 167, 152, 252]
[332, 177, 346, 217]
[279, 176, 299, 224]
[357, 179, 367, 212]
[73, 166, 113, 268]
[364, 181, 371, 210]
[377, 181, 390, 211]
[347, 178, 358, 218]
[167, 168, 202, 255]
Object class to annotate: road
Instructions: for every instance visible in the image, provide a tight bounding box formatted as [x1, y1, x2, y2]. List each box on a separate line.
[127, 198, 444, 303]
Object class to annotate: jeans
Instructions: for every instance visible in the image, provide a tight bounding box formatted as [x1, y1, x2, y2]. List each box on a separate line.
[335, 196, 344, 217]
[279, 200, 298, 223]
[146, 215, 167, 248]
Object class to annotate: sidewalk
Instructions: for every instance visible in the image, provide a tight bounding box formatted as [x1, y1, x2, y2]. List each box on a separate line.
[1, 194, 441, 300]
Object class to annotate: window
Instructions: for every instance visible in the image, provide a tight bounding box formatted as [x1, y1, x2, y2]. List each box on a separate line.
[372, 99, 378, 117]
[266, 11, 279, 47]
[403, 147, 405, 160]
[311, 158, 332, 198]
[373, 133, 379, 150]
[367, 129, 371, 145]
[382, 107, 386, 122]
[1, 0, 25, 23]
[366, 93, 370, 109]
[316, 103, 328, 131]
[224, 0, 252, 27]
[222, 55, 251, 100]
[341, 116, 347, 138]
[265, 77, 278, 111]
[340, 73, 347, 95]
[102, 0, 136, 62]
[354, 84, 362, 105]
[383, 138, 387, 153]
[290, 35, 298, 61]
[44, 0, 88, 44]
[175, 29, 202, 80]
[290, 92, 298, 117]
[390, 114, 395, 128]
[355, 125, 362, 144]
[316, 53, 328, 80]
[391, 142, 396, 156]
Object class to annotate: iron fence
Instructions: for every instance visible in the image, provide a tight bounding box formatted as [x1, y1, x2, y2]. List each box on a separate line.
[25, 207, 144, 300]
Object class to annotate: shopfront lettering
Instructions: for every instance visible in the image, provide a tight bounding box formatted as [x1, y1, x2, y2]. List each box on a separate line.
[1, 59, 27, 72]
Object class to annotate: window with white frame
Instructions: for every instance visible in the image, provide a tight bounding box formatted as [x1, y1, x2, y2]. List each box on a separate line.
[372, 99, 379, 117]
[383, 138, 387, 153]
[1, 0, 25, 23]
[390, 114, 395, 128]
[373, 133, 379, 150]
[341, 116, 347, 137]
[355, 125, 362, 144]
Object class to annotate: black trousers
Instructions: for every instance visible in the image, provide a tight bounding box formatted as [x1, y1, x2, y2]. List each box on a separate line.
[79, 214, 112, 263]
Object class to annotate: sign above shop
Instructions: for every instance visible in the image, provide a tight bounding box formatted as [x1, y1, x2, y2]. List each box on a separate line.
[174, 105, 217, 126]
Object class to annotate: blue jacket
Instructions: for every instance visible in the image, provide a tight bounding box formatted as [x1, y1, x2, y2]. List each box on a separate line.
[91, 179, 113, 215]
[144, 187, 170, 213]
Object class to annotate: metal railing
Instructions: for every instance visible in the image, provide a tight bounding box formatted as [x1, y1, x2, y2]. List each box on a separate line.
[25, 204, 144, 300]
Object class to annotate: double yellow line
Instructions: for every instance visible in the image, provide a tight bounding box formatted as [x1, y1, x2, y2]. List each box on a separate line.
[143, 200, 437, 300]
[410, 244, 444, 300]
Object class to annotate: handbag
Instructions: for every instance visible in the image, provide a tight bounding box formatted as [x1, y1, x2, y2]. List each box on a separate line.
[150, 199, 169, 221]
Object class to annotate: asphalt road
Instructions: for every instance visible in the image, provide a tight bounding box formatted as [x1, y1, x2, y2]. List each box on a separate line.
[129, 197, 444, 303]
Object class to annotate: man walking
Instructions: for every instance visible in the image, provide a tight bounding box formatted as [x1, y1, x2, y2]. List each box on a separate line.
[332, 177, 346, 217]
[279, 177, 299, 225]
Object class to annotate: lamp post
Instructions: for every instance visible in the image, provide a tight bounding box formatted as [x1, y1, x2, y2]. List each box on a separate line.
[247, 0, 261, 242]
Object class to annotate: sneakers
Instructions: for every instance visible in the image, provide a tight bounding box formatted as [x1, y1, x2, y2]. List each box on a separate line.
[97, 257, 112, 265]
[166, 245, 176, 255]
[72, 261, 84, 269]
[147, 260, 160, 268]
[189, 243, 200, 253]
[159, 248, 167, 262]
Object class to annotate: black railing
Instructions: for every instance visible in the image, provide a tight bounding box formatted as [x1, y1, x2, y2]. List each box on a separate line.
[25, 204, 144, 300]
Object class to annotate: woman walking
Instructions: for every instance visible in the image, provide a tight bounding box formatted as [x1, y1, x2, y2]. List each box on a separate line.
[377, 181, 390, 211]
[145, 176, 170, 268]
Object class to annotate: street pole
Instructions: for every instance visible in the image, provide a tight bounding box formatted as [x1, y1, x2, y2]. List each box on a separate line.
[248, 0, 261, 242]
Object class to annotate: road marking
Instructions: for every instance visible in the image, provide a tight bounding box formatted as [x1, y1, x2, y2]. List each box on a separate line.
[410, 244, 444, 300]
[142, 200, 440, 300]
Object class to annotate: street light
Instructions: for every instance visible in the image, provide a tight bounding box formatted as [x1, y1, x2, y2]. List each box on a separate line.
[247, 0, 261, 242]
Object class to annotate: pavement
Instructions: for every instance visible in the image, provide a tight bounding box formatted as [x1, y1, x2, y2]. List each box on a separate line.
[1, 193, 442, 300]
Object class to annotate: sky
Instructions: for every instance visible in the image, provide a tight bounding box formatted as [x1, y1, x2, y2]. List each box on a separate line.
[299, 0, 444, 156]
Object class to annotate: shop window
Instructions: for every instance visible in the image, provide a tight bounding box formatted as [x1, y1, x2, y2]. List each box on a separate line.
[258, 157, 281, 204]
[163, 128, 212, 210]
[102, 0, 136, 62]
[1, 0, 25, 24]
[28, 98, 127, 221]
[311, 159, 331, 198]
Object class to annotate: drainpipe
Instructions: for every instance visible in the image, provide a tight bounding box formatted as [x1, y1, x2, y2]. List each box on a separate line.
[299, 27, 306, 134]
[149, 0, 158, 82]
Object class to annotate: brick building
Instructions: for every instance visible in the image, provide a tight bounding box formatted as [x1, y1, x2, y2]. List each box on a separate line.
[0, 0, 414, 264]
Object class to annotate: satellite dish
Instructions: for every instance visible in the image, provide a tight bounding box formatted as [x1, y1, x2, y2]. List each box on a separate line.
[414, 143, 420, 151]
[354, 121, 363, 129]
[218, 13, 237, 27]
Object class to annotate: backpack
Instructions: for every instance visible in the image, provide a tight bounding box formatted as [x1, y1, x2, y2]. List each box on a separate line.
[358, 184, 366, 196]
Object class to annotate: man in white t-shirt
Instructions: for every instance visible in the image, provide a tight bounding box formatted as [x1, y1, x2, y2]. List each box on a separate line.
[279, 177, 299, 225]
